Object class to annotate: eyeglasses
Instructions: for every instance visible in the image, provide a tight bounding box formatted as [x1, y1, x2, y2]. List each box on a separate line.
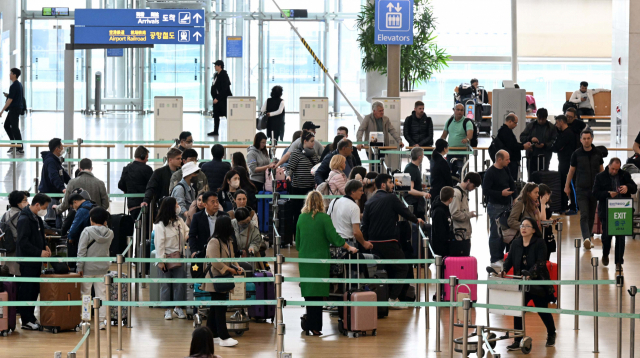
[185, 140, 193, 143]
[520, 224, 533, 229]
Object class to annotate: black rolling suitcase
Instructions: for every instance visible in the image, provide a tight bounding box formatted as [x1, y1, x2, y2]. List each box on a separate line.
[109, 214, 135, 256]
[269, 199, 294, 246]
[529, 156, 562, 213]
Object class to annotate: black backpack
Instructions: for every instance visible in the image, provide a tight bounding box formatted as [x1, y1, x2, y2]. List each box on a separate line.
[0, 212, 20, 254]
[446, 117, 478, 147]
[488, 135, 505, 163]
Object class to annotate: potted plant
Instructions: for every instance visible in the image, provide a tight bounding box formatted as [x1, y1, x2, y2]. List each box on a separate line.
[357, 0, 449, 117]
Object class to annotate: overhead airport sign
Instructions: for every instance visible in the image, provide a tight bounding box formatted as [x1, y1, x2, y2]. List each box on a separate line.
[75, 9, 205, 27]
[374, 0, 413, 45]
[75, 27, 204, 45]
[74, 9, 205, 45]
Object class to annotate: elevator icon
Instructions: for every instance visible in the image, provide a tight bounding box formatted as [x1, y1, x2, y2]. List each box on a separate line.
[386, 12, 402, 28]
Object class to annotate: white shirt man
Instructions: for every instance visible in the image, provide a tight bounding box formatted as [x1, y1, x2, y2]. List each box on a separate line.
[327, 180, 373, 250]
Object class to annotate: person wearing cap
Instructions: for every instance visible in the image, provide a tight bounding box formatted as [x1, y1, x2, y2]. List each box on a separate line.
[274, 121, 325, 168]
[169, 148, 208, 195]
[209, 60, 233, 136]
[172, 162, 201, 221]
[54, 158, 109, 215]
[355, 101, 403, 152]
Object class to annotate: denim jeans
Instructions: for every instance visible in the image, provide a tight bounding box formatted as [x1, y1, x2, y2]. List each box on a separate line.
[488, 202, 509, 263]
[576, 188, 597, 240]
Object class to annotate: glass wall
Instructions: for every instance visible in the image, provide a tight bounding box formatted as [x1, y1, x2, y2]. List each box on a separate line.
[148, 44, 203, 111]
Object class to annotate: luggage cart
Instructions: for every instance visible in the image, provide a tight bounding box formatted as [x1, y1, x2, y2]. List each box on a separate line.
[452, 284, 498, 356]
[483, 268, 533, 354]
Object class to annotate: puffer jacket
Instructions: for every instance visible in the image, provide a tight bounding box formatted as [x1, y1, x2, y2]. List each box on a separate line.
[328, 169, 347, 195]
[76, 226, 114, 276]
[38, 151, 70, 193]
[247, 145, 271, 184]
[403, 111, 434, 147]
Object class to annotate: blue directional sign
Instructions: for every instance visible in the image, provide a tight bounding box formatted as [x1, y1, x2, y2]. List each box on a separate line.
[226, 37, 242, 58]
[106, 48, 124, 57]
[75, 9, 205, 27]
[74, 27, 205, 45]
[374, 0, 413, 45]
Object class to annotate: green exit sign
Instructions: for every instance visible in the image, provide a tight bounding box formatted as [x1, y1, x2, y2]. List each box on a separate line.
[281, 9, 308, 18]
[607, 198, 634, 236]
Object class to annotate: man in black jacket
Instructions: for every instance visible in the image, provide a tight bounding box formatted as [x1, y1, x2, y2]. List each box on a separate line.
[565, 128, 604, 250]
[119, 146, 153, 220]
[362, 174, 423, 304]
[188, 191, 229, 257]
[520, 108, 557, 177]
[551, 115, 578, 214]
[497, 114, 531, 180]
[142, 148, 182, 208]
[314, 139, 353, 185]
[430, 139, 453, 197]
[431, 186, 456, 257]
[200, 144, 231, 193]
[403, 101, 434, 148]
[593, 158, 638, 269]
[565, 107, 586, 146]
[209, 60, 232, 136]
[16, 193, 51, 330]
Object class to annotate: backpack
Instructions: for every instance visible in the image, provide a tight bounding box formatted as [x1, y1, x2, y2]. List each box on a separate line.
[316, 181, 334, 210]
[0, 211, 20, 254]
[457, 83, 474, 96]
[446, 117, 478, 147]
[488, 135, 505, 163]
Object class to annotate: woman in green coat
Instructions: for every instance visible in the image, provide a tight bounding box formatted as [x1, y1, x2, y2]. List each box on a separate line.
[296, 190, 357, 336]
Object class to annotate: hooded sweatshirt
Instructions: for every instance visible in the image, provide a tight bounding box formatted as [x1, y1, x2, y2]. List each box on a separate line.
[76, 225, 114, 276]
[247, 145, 271, 184]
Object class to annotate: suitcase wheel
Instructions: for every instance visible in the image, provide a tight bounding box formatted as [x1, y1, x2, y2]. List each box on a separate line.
[38, 326, 44, 332]
[75, 325, 81, 332]
[337, 319, 344, 335]
[187, 314, 193, 320]
[353, 332, 360, 338]
[234, 330, 245, 336]
[372, 329, 377, 336]
[1, 331, 8, 337]
[51, 327, 59, 334]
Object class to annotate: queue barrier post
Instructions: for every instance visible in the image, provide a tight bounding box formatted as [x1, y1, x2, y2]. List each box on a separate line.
[435, 255, 443, 352]
[12, 152, 16, 191]
[104, 275, 113, 358]
[117, 254, 124, 351]
[574, 238, 580, 330]
[93, 297, 102, 358]
[557, 222, 563, 309]
[276, 297, 286, 358]
[448, 276, 458, 358]
[618, 275, 624, 358]
[127, 236, 133, 328]
[106, 146, 111, 195]
[66, 352, 76, 358]
[477, 325, 484, 358]
[462, 298, 471, 357]
[82, 321, 90, 358]
[423, 237, 429, 330]
[134, 217, 141, 301]
[591, 257, 599, 353]
[629, 285, 637, 358]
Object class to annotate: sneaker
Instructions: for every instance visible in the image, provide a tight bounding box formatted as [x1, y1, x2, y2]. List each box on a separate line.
[564, 210, 578, 216]
[389, 298, 408, 310]
[602, 256, 609, 267]
[507, 341, 521, 351]
[490, 260, 504, 272]
[583, 238, 591, 250]
[16, 149, 24, 155]
[21, 322, 40, 331]
[219, 338, 238, 347]
[174, 307, 186, 319]
[214, 338, 221, 344]
[164, 309, 173, 320]
[99, 321, 107, 330]
[546, 333, 556, 347]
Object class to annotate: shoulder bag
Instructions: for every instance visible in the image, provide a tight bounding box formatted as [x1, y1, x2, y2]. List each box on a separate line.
[164, 222, 183, 270]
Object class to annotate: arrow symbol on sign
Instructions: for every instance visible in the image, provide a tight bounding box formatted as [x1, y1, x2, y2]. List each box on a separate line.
[386, 3, 394, 11]
[394, 2, 402, 11]
[193, 31, 202, 41]
[193, 13, 202, 23]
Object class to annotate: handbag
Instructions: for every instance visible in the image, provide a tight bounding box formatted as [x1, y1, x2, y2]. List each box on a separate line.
[256, 112, 268, 130]
[163, 222, 183, 270]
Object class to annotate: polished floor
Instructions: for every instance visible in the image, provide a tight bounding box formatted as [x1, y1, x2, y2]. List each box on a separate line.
[0, 112, 636, 357]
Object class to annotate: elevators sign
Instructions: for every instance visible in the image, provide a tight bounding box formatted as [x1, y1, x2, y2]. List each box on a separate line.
[608, 198, 633, 236]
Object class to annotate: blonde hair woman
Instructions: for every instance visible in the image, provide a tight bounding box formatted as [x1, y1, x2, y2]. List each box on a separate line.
[327, 154, 348, 195]
[296, 191, 357, 336]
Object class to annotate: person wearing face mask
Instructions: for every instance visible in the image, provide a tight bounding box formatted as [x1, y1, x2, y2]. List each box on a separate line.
[169, 149, 208, 196]
[231, 207, 265, 259]
[153, 197, 190, 320]
[172, 162, 202, 221]
[1, 190, 30, 276]
[227, 189, 258, 229]
[143, 148, 183, 209]
[186, 192, 205, 227]
[67, 193, 97, 269]
[430, 139, 453, 197]
[177, 131, 194, 152]
[217, 170, 241, 212]
[287, 131, 321, 228]
[39, 138, 71, 228]
[16, 193, 52, 331]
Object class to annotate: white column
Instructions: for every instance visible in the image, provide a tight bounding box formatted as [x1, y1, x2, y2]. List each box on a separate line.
[510, 0, 517, 83]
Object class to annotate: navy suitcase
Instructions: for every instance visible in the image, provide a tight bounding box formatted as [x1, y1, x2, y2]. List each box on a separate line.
[257, 191, 272, 233]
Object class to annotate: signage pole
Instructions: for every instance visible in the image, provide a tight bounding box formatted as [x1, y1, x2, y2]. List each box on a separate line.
[387, 45, 400, 97]
[64, 26, 75, 141]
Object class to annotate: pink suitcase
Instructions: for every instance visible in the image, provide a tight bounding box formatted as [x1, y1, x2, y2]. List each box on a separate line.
[0, 282, 17, 336]
[443, 256, 478, 302]
[340, 256, 377, 337]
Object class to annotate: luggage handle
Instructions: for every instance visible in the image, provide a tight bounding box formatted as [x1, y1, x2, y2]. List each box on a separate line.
[67, 292, 71, 312]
